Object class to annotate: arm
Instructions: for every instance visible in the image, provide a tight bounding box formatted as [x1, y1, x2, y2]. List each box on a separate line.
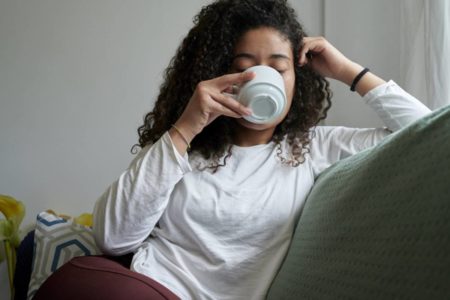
[94, 71, 256, 255]
[310, 81, 431, 176]
[93, 132, 191, 255]
[299, 36, 431, 130]
[301, 37, 431, 176]
[364, 80, 431, 131]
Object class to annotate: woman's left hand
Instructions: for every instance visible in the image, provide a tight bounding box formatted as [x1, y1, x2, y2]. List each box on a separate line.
[299, 37, 361, 85]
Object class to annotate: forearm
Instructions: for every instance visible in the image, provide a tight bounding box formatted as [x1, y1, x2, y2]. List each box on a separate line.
[336, 61, 386, 97]
[335, 61, 430, 131]
[93, 132, 191, 255]
[363, 81, 431, 131]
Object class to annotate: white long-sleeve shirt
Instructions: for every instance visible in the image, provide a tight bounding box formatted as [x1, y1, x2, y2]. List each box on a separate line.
[93, 81, 430, 299]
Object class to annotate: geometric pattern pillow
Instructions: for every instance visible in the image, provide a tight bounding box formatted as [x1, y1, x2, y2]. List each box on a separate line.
[27, 211, 101, 300]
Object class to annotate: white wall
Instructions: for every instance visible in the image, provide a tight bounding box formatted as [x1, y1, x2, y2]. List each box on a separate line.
[0, 0, 401, 297]
[323, 0, 401, 127]
[0, 0, 209, 227]
[291, 0, 324, 36]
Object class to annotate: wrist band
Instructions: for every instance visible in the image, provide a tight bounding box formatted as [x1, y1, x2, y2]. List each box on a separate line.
[350, 67, 370, 92]
[171, 124, 191, 150]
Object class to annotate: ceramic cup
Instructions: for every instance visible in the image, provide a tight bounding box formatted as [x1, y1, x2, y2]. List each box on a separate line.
[236, 65, 287, 124]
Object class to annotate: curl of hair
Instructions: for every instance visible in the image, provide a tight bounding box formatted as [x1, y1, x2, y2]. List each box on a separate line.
[132, 0, 332, 169]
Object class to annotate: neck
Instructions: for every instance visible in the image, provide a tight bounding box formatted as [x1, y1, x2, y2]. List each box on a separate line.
[232, 123, 275, 147]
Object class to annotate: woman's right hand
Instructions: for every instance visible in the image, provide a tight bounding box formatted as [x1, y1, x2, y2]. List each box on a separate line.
[169, 71, 255, 153]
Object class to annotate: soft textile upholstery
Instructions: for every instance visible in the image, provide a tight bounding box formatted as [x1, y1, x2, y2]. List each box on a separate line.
[27, 211, 101, 299]
[33, 256, 180, 300]
[268, 105, 450, 299]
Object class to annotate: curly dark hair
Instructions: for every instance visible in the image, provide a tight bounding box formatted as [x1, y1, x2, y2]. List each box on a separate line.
[133, 0, 332, 169]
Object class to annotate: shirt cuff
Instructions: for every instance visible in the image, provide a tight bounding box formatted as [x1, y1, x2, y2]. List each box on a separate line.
[164, 131, 192, 174]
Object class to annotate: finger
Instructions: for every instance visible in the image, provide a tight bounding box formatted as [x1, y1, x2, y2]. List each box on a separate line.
[222, 83, 240, 95]
[299, 37, 326, 65]
[208, 99, 243, 119]
[299, 37, 314, 65]
[212, 71, 256, 91]
[216, 105, 243, 119]
[300, 40, 318, 66]
[212, 92, 252, 116]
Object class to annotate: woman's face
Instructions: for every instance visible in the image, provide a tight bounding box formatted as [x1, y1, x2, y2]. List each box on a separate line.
[230, 27, 295, 131]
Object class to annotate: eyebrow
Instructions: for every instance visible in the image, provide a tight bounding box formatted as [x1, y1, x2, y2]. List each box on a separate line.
[233, 53, 290, 61]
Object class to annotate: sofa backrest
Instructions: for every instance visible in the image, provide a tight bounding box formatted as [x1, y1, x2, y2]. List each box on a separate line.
[268, 105, 450, 299]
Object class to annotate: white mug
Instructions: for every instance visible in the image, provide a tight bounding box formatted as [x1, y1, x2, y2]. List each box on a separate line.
[236, 65, 287, 124]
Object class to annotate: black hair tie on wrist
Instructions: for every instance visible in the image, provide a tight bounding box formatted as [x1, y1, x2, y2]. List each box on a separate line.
[350, 67, 370, 91]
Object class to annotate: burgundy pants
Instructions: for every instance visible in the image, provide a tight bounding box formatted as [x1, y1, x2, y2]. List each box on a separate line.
[33, 256, 180, 300]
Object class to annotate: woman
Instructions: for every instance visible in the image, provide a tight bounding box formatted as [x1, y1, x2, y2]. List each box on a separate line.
[93, 0, 430, 299]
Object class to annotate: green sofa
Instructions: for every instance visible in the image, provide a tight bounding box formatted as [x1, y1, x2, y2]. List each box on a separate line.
[267, 105, 450, 299]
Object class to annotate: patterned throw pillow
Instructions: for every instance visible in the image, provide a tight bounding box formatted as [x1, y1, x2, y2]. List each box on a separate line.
[27, 211, 101, 299]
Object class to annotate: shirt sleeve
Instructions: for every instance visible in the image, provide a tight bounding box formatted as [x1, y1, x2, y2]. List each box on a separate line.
[93, 132, 191, 255]
[310, 80, 431, 177]
[364, 80, 431, 131]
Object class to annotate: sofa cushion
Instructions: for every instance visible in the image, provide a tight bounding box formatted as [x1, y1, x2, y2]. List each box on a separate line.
[27, 211, 101, 299]
[267, 105, 450, 299]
